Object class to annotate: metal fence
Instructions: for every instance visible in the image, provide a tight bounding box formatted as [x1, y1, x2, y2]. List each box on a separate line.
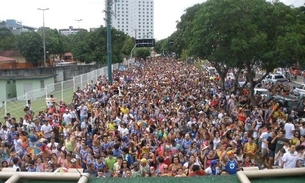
[0, 63, 119, 119]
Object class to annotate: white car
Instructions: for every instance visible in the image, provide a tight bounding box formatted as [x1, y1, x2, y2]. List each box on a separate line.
[262, 74, 288, 84]
[254, 88, 270, 98]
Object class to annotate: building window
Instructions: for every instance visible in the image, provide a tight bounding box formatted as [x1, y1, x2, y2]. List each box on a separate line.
[126, 29, 128, 31]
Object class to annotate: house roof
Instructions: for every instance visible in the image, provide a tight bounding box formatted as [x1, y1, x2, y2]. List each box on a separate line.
[64, 52, 73, 56]
[0, 50, 22, 57]
[0, 56, 16, 62]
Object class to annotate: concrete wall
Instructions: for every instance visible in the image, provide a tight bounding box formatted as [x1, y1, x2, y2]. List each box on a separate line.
[16, 76, 55, 100]
[0, 80, 7, 102]
[0, 64, 106, 82]
[6, 79, 16, 99]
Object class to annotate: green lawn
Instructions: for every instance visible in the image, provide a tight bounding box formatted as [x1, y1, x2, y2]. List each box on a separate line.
[3, 88, 73, 119]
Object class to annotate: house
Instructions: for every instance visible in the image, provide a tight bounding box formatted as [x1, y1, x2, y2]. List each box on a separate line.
[0, 75, 55, 102]
[0, 56, 17, 69]
[0, 50, 33, 69]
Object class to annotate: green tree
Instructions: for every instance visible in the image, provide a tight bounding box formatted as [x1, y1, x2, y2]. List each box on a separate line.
[135, 48, 151, 59]
[17, 32, 43, 66]
[0, 23, 17, 51]
[185, 0, 301, 105]
[70, 29, 90, 62]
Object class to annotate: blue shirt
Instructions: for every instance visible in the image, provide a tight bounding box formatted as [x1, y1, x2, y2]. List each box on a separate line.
[225, 159, 238, 174]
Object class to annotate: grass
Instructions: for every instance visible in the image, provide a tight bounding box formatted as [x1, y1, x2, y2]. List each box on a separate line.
[2, 88, 74, 119]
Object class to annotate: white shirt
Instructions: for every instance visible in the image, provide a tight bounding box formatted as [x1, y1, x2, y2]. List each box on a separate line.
[41, 124, 53, 138]
[260, 131, 270, 149]
[14, 139, 23, 153]
[282, 151, 298, 169]
[205, 166, 220, 175]
[284, 123, 295, 140]
[62, 112, 72, 125]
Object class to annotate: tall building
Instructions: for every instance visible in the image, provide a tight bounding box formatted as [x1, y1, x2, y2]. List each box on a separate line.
[109, 0, 154, 39]
[0, 19, 36, 35]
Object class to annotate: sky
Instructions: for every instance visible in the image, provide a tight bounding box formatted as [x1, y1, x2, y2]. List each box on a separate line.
[0, 0, 304, 40]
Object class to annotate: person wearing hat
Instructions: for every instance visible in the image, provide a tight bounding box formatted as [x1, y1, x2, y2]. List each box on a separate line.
[140, 158, 149, 176]
[221, 148, 239, 175]
[67, 158, 82, 169]
[131, 162, 142, 177]
[205, 160, 220, 175]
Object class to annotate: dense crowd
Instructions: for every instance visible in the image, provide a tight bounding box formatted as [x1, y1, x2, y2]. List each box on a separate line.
[0, 58, 305, 178]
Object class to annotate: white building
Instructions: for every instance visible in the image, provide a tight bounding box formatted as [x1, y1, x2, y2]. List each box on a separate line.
[59, 26, 85, 36]
[108, 0, 154, 39]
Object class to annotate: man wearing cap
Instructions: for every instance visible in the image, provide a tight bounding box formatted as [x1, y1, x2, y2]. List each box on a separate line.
[140, 158, 150, 176]
[67, 158, 82, 169]
[205, 160, 220, 175]
[221, 148, 239, 175]
[131, 162, 142, 177]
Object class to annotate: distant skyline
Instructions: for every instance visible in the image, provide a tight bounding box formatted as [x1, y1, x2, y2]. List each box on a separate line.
[0, 0, 304, 40]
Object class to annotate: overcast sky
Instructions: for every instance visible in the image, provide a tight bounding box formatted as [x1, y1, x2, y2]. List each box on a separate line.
[0, 0, 304, 40]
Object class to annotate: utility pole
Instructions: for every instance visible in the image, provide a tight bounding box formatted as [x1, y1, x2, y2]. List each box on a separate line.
[106, 0, 113, 84]
[38, 8, 49, 67]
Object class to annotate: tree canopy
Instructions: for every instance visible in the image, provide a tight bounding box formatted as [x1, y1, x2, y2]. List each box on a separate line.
[0, 26, 134, 65]
[160, 0, 305, 104]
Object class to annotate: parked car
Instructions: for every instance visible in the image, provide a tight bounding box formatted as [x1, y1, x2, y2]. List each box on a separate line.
[262, 74, 288, 84]
[254, 88, 270, 99]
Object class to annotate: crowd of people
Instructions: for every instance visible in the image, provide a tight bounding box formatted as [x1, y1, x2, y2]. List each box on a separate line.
[0, 57, 305, 178]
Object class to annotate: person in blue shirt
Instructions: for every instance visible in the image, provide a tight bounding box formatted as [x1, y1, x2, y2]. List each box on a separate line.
[112, 143, 123, 158]
[26, 160, 38, 172]
[221, 149, 239, 175]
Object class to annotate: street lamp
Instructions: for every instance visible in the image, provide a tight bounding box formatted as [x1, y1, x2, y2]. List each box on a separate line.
[38, 8, 49, 67]
[75, 19, 83, 29]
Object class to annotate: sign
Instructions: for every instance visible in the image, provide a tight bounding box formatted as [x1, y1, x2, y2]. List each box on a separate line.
[136, 39, 155, 47]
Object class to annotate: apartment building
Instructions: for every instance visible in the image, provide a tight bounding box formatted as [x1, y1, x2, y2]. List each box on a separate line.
[108, 0, 154, 39]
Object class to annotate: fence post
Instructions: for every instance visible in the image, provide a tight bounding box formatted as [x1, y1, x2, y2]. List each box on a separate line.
[73, 77, 76, 92]
[61, 81, 64, 102]
[45, 85, 48, 98]
[4, 101, 7, 115]
[80, 75, 83, 89]
[25, 92, 28, 106]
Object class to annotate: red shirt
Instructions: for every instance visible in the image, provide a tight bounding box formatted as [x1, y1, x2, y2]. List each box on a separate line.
[188, 170, 205, 176]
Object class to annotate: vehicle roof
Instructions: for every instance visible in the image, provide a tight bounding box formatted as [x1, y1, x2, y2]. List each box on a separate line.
[254, 88, 269, 91]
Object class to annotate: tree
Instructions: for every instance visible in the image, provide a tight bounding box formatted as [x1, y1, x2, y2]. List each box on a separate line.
[17, 32, 43, 66]
[0, 23, 17, 51]
[135, 48, 151, 59]
[184, 0, 302, 105]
